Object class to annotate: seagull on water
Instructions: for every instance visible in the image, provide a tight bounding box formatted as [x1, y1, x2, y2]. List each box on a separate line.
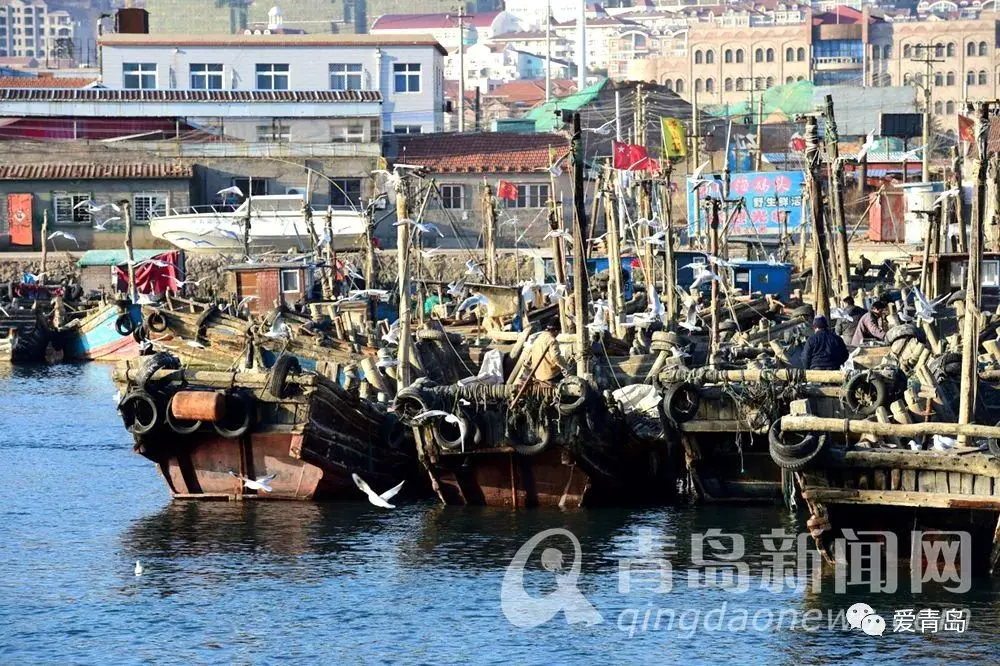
[228, 470, 276, 492]
[134, 560, 143, 576]
[352, 473, 405, 509]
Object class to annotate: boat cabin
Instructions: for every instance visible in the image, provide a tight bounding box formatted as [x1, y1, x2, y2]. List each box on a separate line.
[674, 250, 793, 300]
[536, 256, 638, 300]
[920, 252, 1000, 308]
[224, 261, 321, 313]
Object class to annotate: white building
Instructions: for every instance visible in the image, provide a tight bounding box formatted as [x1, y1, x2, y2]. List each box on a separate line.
[370, 11, 522, 51]
[0, 0, 76, 60]
[502, 0, 606, 30]
[445, 42, 571, 90]
[99, 33, 446, 134]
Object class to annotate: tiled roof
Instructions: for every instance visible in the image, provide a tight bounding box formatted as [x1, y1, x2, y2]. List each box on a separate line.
[485, 79, 577, 106]
[0, 88, 382, 103]
[99, 33, 448, 55]
[371, 12, 502, 30]
[393, 132, 570, 173]
[0, 163, 194, 180]
[0, 76, 97, 88]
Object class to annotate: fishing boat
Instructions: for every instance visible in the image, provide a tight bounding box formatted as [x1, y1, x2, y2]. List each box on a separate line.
[113, 354, 414, 501]
[149, 195, 366, 253]
[60, 302, 143, 361]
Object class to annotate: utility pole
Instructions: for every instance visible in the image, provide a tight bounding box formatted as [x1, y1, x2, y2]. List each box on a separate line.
[395, 174, 413, 388]
[457, 5, 466, 133]
[958, 101, 989, 445]
[576, 0, 586, 91]
[570, 111, 590, 377]
[804, 115, 831, 319]
[910, 44, 943, 183]
[823, 94, 851, 298]
[482, 180, 498, 283]
[545, 0, 552, 102]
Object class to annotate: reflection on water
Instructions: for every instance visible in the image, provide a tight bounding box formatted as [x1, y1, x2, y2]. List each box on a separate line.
[2, 364, 1000, 663]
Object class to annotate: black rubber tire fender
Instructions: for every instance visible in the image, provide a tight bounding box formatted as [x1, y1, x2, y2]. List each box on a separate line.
[510, 411, 552, 456]
[719, 319, 739, 333]
[556, 375, 591, 415]
[132, 324, 147, 343]
[135, 351, 180, 390]
[769, 429, 829, 471]
[146, 310, 169, 333]
[212, 391, 253, 438]
[432, 413, 469, 451]
[120, 391, 160, 436]
[885, 323, 919, 345]
[788, 305, 814, 319]
[268, 355, 301, 400]
[844, 373, 889, 417]
[115, 313, 136, 337]
[768, 419, 821, 458]
[392, 388, 430, 426]
[165, 392, 202, 435]
[663, 382, 701, 423]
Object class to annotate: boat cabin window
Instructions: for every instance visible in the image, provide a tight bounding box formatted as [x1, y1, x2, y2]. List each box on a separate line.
[949, 260, 1000, 287]
[232, 178, 268, 202]
[280, 269, 301, 293]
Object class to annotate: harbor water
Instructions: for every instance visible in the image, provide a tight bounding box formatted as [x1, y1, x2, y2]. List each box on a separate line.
[3, 363, 1000, 664]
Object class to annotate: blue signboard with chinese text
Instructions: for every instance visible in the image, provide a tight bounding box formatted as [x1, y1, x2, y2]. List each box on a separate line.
[686, 170, 806, 236]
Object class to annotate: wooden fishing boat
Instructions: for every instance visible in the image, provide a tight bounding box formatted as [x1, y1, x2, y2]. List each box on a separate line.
[113, 354, 414, 501]
[0, 308, 51, 363]
[60, 302, 143, 362]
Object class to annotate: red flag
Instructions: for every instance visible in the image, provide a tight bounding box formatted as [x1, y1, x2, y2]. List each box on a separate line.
[789, 132, 806, 152]
[612, 140, 653, 171]
[497, 180, 517, 201]
[958, 114, 974, 145]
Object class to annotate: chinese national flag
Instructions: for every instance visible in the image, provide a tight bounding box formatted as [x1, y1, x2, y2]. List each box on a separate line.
[497, 180, 518, 201]
[958, 114, 974, 145]
[613, 140, 654, 171]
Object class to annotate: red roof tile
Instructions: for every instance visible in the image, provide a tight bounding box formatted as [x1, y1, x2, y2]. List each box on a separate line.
[393, 132, 569, 173]
[0, 163, 193, 180]
[371, 12, 502, 30]
[0, 76, 96, 88]
[485, 79, 577, 106]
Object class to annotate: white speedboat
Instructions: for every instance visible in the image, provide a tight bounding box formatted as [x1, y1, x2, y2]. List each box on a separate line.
[149, 195, 366, 253]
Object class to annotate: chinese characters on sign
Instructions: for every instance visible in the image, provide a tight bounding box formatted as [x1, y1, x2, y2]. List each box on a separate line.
[686, 170, 806, 236]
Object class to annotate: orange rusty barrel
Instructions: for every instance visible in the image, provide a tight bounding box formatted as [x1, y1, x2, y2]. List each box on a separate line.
[170, 391, 226, 422]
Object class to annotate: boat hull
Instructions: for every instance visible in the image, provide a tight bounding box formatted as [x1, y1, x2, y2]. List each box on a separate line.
[62, 303, 143, 362]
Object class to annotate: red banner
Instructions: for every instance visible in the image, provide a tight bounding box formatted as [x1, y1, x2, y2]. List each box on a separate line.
[497, 180, 518, 201]
[7, 193, 33, 246]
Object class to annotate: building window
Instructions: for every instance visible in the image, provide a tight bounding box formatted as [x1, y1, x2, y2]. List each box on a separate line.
[754, 76, 763, 90]
[675, 78, 684, 93]
[190, 63, 223, 90]
[724, 77, 733, 91]
[441, 185, 464, 209]
[705, 78, 714, 93]
[393, 63, 421, 93]
[694, 49, 703, 64]
[330, 178, 361, 209]
[735, 49, 744, 64]
[980, 70, 988, 85]
[947, 71, 955, 86]
[947, 43, 955, 57]
[695, 78, 703, 93]
[904, 73, 912, 85]
[934, 101, 943, 114]
[330, 63, 362, 91]
[946, 101, 955, 114]
[766, 76, 774, 88]
[52, 193, 90, 225]
[967, 42, 976, 57]
[132, 192, 167, 223]
[724, 49, 732, 63]
[903, 44, 912, 58]
[785, 76, 794, 84]
[513, 184, 549, 208]
[967, 70, 975, 85]
[785, 47, 794, 61]
[979, 41, 988, 56]
[705, 49, 714, 64]
[256, 121, 290, 142]
[754, 48, 763, 63]
[935, 72, 943, 87]
[736, 78, 745, 91]
[280, 269, 301, 293]
[123, 62, 156, 89]
[393, 125, 422, 134]
[766, 48, 774, 62]
[935, 43, 944, 58]
[256, 63, 289, 90]
[916, 44, 925, 57]
[664, 78, 673, 91]
[232, 177, 267, 201]
[331, 123, 366, 143]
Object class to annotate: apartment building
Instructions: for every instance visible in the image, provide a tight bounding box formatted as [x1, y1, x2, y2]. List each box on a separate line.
[0, 0, 75, 60]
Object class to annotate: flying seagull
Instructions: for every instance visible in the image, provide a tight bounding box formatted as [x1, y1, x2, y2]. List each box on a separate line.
[457, 293, 489, 313]
[173, 276, 208, 288]
[465, 259, 485, 276]
[855, 129, 877, 162]
[92, 217, 123, 231]
[47, 231, 79, 247]
[351, 473, 405, 509]
[394, 218, 444, 237]
[544, 229, 574, 243]
[228, 470, 276, 493]
[217, 185, 244, 198]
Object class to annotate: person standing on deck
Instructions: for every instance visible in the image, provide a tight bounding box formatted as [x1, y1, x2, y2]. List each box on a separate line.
[851, 300, 888, 346]
[528, 319, 569, 385]
[835, 296, 866, 342]
[802, 316, 849, 370]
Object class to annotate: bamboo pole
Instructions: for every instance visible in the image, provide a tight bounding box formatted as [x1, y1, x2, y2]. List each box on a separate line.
[604, 165, 624, 338]
[824, 95, 850, 298]
[661, 163, 677, 323]
[482, 180, 498, 284]
[570, 112, 590, 378]
[781, 414, 1000, 440]
[804, 115, 831, 319]
[953, 146, 967, 253]
[958, 102, 990, 446]
[123, 200, 137, 302]
[40, 208, 48, 283]
[708, 197, 721, 364]
[395, 175, 413, 388]
[363, 202, 375, 288]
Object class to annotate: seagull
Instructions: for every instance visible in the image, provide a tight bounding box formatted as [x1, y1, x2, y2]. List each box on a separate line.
[932, 188, 959, 208]
[92, 217, 122, 231]
[174, 236, 215, 247]
[447, 280, 466, 297]
[690, 264, 722, 290]
[585, 118, 615, 135]
[217, 228, 243, 242]
[74, 199, 99, 210]
[228, 470, 276, 493]
[237, 296, 257, 310]
[913, 286, 950, 323]
[112, 389, 122, 404]
[47, 231, 79, 247]
[690, 160, 711, 181]
[855, 129, 877, 162]
[173, 277, 208, 288]
[351, 473, 405, 509]
[547, 164, 562, 176]
[465, 259, 484, 276]
[679, 299, 701, 332]
[420, 247, 444, 258]
[134, 560, 143, 577]
[349, 289, 390, 300]
[932, 434, 957, 451]
[707, 255, 735, 269]
[394, 218, 444, 237]
[376, 348, 398, 368]
[841, 347, 861, 373]
[382, 319, 401, 345]
[644, 231, 667, 246]
[458, 293, 489, 313]
[184, 339, 206, 349]
[265, 317, 291, 339]
[217, 185, 244, 198]
[138, 258, 175, 269]
[411, 410, 468, 444]
[831, 307, 854, 322]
